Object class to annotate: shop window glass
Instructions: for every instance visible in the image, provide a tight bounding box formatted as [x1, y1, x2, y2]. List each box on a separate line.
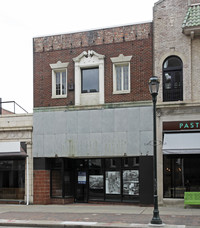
[163, 155, 200, 198]
[163, 56, 183, 102]
[89, 159, 104, 201]
[72, 157, 141, 203]
[0, 160, 25, 200]
[123, 158, 129, 167]
[51, 158, 62, 169]
[163, 156, 172, 198]
[76, 159, 88, 169]
[123, 170, 139, 196]
[122, 157, 139, 168]
[105, 158, 121, 169]
[50, 158, 74, 198]
[51, 170, 62, 197]
[89, 174, 104, 201]
[64, 171, 73, 197]
[89, 159, 102, 169]
[105, 171, 121, 203]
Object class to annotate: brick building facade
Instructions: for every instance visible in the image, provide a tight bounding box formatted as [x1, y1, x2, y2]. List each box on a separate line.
[32, 0, 200, 206]
[33, 23, 155, 205]
[33, 23, 152, 108]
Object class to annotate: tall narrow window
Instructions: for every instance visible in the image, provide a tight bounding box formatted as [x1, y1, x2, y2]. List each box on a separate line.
[56, 71, 66, 95]
[111, 54, 132, 94]
[116, 65, 129, 91]
[163, 56, 183, 102]
[50, 61, 69, 98]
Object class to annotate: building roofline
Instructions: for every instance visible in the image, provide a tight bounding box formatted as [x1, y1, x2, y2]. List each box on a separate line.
[33, 20, 153, 39]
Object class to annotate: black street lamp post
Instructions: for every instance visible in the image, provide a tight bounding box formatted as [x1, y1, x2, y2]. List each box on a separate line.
[148, 76, 163, 225]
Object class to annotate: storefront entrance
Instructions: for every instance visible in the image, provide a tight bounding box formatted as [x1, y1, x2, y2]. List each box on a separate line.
[50, 157, 143, 203]
[75, 171, 88, 203]
[162, 122, 200, 199]
[74, 158, 140, 203]
[163, 155, 200, 198]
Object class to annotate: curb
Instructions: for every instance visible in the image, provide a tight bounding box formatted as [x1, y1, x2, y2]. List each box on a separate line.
[0, 219, 186, 228]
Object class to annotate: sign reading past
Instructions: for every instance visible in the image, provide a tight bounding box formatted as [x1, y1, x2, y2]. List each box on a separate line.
[163, 121, 200, 131]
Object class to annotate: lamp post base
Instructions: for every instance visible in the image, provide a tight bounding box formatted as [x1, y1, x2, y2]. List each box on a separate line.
[151, 209, 162, 225]
[148, 223, 165, 227]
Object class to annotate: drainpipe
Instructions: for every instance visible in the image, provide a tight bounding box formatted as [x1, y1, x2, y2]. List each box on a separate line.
[26, 156, 29, 205]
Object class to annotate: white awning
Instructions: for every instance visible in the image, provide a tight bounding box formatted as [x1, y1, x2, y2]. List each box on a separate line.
[163, 133, 200, 154]
[0, 142, 21, 153]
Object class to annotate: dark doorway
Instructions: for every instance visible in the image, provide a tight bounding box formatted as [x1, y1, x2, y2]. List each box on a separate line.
[75, 159, 88, 203]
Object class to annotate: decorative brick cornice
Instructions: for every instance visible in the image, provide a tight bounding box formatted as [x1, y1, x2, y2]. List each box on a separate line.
[33, 23, 152, 53]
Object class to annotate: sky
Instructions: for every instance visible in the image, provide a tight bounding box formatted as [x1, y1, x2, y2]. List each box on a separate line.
[0, 0, 158, 113]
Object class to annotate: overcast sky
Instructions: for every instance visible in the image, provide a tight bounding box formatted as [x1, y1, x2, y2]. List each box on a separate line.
[0, 0, 158, 113]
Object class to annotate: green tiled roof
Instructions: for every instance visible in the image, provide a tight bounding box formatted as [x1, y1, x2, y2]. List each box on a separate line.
[182, 4, 200, 28]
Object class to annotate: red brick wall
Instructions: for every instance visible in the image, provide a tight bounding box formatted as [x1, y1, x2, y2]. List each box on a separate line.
[51, 170, 62, 197]
[33, 170, 74, 205]
[33, 23, 153, 108]
[51, 198, 74, 204]
[33, 170, 51, 205]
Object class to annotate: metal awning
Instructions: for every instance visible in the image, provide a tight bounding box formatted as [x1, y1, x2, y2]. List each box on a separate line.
[0, 142, 27, 157]
[163, 133, 200, 154]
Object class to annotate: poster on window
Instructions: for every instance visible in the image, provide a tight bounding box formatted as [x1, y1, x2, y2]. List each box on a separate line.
[123, 170, 139, 195]
[78, 171, 86, 184]
[106, 171, 121, 194]
[89, 175, 104, 189]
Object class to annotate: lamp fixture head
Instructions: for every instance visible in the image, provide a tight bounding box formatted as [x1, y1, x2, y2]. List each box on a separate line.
[149, 76, 160, 95]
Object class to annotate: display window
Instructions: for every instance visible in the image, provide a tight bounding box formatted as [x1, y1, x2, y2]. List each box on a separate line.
[163, 155, 200, 198]
[50, 157, 140, 203]
[106, 171, 121, 194]
[123, 170, 139, 196]
[163, 121, 200, 199]
[50, 158, 74, 198]
[0, 159, 25, 200]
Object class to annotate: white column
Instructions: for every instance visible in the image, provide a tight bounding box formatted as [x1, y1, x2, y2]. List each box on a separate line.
[99, 63, 105, 104]
[25, 142, 33, 204]
[75, 66, 81, 106]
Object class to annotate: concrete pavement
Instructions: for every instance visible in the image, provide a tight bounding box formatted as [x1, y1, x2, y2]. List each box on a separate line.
[0, 203, 199, 227]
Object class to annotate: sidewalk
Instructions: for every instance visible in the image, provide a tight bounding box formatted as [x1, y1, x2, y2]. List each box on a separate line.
[0, 203, 199, 228]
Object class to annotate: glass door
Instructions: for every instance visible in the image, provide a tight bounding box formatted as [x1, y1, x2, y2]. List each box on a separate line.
[75, 170, 88, 202]
[75, 159, 88, 203]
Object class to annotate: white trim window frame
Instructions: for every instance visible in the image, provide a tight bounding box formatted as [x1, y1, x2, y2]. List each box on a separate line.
[50, 61, 69, 99]
[111, 54, 132, 94]
[73, 50, 105, 106]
